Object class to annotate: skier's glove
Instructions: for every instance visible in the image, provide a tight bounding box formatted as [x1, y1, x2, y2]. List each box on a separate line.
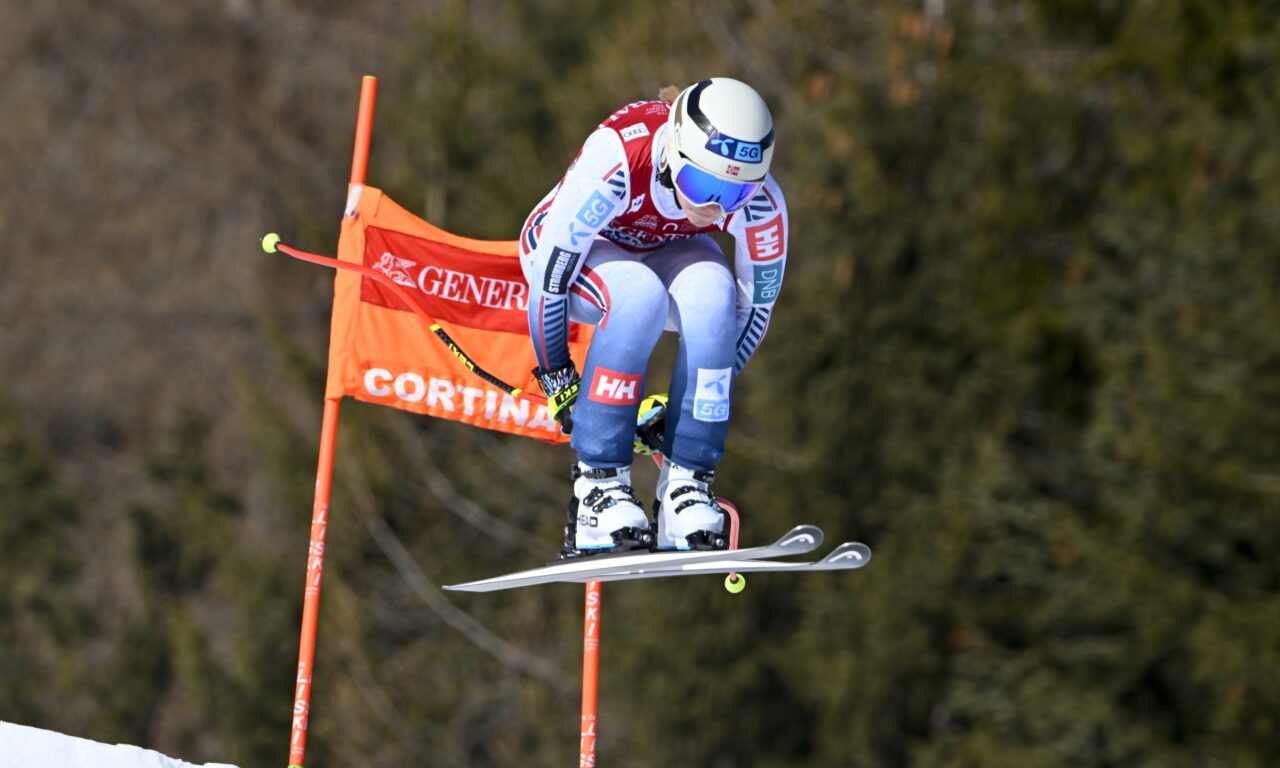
[533, 362, 580, 434]
[633, 392, 668, 455]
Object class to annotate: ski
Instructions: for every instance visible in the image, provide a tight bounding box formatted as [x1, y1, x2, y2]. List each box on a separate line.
[443, 524, 824, 593]
[584, 541, 872, 584]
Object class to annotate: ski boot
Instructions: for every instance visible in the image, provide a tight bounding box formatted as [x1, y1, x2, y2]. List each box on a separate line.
[654, 458, 729, 550]
[560, 462, 655, 558]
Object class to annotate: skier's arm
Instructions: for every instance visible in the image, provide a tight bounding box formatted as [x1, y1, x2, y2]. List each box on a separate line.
[526, 127, 631, 373]
[525, 128, 631, 429]
[724, 176, 788, 374]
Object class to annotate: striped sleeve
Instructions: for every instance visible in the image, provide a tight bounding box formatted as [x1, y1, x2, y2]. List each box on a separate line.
[522, 128, 630, 371]
[724, 175, 788, 373]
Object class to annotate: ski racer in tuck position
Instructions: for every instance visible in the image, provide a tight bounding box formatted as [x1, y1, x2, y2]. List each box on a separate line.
[521, 77, 789, 557]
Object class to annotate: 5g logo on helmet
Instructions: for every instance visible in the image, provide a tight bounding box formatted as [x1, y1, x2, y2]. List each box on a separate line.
[706, 133, 764, 163]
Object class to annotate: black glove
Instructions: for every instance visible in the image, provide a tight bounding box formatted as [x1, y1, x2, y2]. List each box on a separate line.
[533, 362, 580, 434]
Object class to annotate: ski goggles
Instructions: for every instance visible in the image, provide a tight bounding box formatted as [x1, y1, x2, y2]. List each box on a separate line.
[672, 158, 762, 213]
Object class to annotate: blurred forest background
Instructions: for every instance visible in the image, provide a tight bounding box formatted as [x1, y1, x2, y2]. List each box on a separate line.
[2, 1, 1279, 766]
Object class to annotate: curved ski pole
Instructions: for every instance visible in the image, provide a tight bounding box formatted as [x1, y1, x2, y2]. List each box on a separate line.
[718, 499, 744, 592]
[264, 237, 548, 406]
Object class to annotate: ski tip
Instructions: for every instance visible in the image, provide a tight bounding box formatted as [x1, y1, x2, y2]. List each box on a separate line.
[442, 581, 498, 593]
[822, 542, 872, 569]
[777, 524, 824, 552]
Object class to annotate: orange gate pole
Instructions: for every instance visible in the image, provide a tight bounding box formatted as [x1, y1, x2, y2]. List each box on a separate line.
[287, 75, 378, 768]
[580, 581, 602, 767]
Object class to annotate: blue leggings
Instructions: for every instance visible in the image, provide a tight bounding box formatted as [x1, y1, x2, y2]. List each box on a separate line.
[524, 235, 737, 471]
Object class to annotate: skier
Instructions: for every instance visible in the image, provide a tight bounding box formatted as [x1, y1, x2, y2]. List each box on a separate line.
[519, 77, 788, 556]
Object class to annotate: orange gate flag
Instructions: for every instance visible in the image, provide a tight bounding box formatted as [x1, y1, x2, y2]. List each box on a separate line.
[325, 185, 591, 442]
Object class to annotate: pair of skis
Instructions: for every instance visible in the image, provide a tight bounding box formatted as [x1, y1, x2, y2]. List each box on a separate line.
[444, 525, 871, 592]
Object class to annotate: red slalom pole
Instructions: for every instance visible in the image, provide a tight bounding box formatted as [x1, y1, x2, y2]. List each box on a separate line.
[287, 75, 377, 768]
[580, 581, 602, 767]
[348, 76, 377, 191]
[577, 453, 744, 767]
[288, 398, 339, 768]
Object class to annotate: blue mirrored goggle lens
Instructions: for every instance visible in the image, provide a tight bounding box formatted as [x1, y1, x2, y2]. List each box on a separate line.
[674, 161, 761, 213]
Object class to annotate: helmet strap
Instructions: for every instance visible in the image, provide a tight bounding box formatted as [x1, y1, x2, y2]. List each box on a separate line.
[658, 164, 675, 194]
[660, 139, 680, 190]
[657, 134, 676, 193]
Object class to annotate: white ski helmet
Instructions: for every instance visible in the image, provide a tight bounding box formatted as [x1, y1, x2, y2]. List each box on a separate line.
[665, 77, 774, 212]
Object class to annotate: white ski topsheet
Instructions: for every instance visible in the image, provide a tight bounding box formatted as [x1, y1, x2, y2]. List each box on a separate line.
[584, 541, 873, 584]
[0, 721, 239, 768]
[444, 525, 827, 592]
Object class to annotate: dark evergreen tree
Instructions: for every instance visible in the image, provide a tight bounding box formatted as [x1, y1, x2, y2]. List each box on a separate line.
[0, 395, 87, 727]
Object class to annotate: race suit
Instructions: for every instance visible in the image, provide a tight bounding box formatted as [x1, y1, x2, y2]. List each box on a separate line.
[519, 99, 788, 472]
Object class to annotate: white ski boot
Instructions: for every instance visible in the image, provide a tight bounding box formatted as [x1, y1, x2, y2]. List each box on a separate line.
[561, 462, 655, 557]
[654, 459, 729, 550]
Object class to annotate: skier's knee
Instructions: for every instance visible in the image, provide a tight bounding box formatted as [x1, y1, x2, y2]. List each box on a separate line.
[672, 265, 735, 329]
[600, 263, 668, 334]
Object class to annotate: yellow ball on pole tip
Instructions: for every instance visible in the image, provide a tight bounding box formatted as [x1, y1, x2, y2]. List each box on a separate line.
[261, 232, 281, 253]
[724, 573, 746, 594]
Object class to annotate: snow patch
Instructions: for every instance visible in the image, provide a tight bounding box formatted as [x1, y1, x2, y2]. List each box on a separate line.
[0, 721, 239, 768]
